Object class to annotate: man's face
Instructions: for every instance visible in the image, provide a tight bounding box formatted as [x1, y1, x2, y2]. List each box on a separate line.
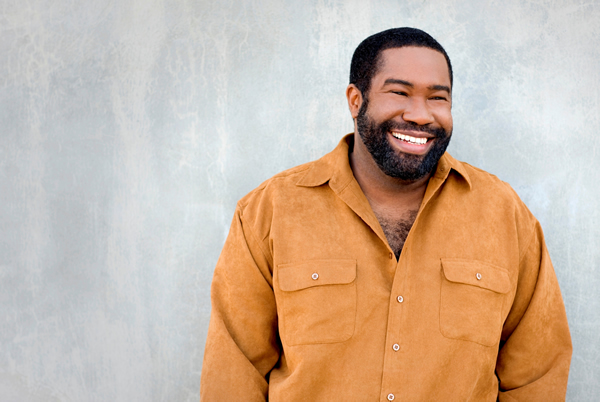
[355, 46, 453, 181]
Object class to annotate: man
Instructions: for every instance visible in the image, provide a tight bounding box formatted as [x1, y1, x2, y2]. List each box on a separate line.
[201, 28, 572, 401]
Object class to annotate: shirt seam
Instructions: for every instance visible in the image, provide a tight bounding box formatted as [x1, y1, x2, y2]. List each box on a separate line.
[238, 206, 274, 269]
[239, 166, 315, 208]
[517, 223, 537, 266]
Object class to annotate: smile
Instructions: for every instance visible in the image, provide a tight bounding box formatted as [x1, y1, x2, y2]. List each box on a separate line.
[390, 132, 429, 145]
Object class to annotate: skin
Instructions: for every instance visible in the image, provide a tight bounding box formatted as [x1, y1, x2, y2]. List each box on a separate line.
[346, 47, 453, 255]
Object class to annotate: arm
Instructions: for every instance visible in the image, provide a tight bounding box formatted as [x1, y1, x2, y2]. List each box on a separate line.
[200, 206, 280, 401]
[496, 222, 572, 401]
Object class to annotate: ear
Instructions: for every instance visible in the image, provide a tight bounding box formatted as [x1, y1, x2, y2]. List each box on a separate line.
[346, 84, 363, 119]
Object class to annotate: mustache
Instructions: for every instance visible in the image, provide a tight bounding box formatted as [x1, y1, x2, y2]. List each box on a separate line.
[382, 120, 447, 138]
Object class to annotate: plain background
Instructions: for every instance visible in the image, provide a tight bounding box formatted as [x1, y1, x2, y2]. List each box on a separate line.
[1, 0, 599, 400]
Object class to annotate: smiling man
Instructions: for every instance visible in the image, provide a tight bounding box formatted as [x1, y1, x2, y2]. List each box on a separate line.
[201, 28, 572, 401]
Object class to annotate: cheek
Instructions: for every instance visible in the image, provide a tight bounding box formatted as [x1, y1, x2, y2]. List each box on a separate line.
[445, 115, 453, 130]
[377, 99, 409, 120]
[435, 108, 453, 130]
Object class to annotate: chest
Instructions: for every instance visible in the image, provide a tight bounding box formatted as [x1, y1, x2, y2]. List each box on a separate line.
[374, 209, 418, 260]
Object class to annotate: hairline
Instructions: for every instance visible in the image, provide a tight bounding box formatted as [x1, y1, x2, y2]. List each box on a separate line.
[363, 44, 452, 99]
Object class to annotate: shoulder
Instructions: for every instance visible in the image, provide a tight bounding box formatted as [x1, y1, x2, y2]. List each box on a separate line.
[233, 135, 348, 241]
[238, 161, 316, 210]
[237, 136, 348, 213]
[446, 154, 528, 208]
[463, 161, 521, 200]
[233, 158, 325, 241]
[449, 155, 540, 245]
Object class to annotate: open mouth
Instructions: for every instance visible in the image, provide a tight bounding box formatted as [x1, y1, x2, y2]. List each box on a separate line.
[390, 132, 430, 145]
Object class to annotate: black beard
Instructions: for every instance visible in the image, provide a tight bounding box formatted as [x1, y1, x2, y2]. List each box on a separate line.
[356, 98, 452, 181]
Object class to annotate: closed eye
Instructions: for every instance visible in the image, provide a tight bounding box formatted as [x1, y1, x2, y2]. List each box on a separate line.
[392, 91, 408, 96]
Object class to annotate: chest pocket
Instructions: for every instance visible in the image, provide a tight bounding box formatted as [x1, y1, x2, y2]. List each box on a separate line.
[277, 259, 356, 346]
[439, 259, 512, 346]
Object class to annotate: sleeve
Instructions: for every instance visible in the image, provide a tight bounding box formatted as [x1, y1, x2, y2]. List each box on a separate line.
[496, 221, 572, 401]
[200, 206, 280, 401]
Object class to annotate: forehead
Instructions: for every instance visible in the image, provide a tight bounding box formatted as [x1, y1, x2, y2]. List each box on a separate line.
[373, 46, 451, 88]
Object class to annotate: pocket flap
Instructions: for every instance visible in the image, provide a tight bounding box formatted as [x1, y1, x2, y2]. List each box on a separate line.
[441, 259, 511, 294]
[278, 259, 356, 292]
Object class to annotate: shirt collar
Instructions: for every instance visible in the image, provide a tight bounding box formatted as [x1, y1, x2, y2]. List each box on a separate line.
[296, 133, 472, 191]
[433, 152, 472, 190]
[295, 135, 353, 190]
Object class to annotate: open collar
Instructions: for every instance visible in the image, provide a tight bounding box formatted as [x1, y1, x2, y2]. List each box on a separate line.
[296, 133, 472, 191]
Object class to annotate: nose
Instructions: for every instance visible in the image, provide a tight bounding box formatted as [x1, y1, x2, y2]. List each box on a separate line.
[402, 98, 434, 126]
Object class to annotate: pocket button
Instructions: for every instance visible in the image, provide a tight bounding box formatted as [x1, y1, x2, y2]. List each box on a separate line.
[311, 273, 319, 280]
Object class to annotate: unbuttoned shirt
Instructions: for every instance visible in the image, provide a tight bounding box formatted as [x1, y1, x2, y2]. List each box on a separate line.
[201, 135, 572, 401]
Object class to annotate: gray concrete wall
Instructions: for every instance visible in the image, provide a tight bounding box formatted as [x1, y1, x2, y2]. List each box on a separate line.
[1, 0, 598, 400]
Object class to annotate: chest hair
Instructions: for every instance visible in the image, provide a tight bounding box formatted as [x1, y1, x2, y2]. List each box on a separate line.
[376, 210, 418, 260]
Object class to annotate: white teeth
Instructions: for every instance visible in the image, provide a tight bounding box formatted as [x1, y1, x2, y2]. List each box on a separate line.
[392, 132, 427, 145]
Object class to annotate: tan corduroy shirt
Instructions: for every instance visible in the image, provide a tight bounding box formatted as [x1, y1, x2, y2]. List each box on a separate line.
[201, 135, 572, 401]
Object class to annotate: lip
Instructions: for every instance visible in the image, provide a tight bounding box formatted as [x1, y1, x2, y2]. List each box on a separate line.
[390, 130, 434, 139]
[388, 130, 434, 155]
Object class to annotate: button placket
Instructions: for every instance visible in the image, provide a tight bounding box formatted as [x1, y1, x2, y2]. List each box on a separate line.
[384, 263, 407, 402]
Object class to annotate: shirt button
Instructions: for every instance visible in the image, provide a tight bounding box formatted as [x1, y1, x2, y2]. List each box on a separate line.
[397, 295, 404, 303]
[392, 343, 400, 351]
[311, 273, 319, 280]
[476, 273, 482, 280]
[389, 252, 393, 259]
[387, 393, 395, 401]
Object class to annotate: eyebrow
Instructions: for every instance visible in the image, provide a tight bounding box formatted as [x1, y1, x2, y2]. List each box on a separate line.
[384, 79, 413, 87]
[383, 79, 451, 94]
[429, 84, 451, 93]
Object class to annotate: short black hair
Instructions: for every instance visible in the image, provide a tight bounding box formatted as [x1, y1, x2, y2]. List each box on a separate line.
[349, 27, 453, 96]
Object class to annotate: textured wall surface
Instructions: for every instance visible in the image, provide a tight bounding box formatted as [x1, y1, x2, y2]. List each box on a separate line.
[1, 0, 598, 400]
